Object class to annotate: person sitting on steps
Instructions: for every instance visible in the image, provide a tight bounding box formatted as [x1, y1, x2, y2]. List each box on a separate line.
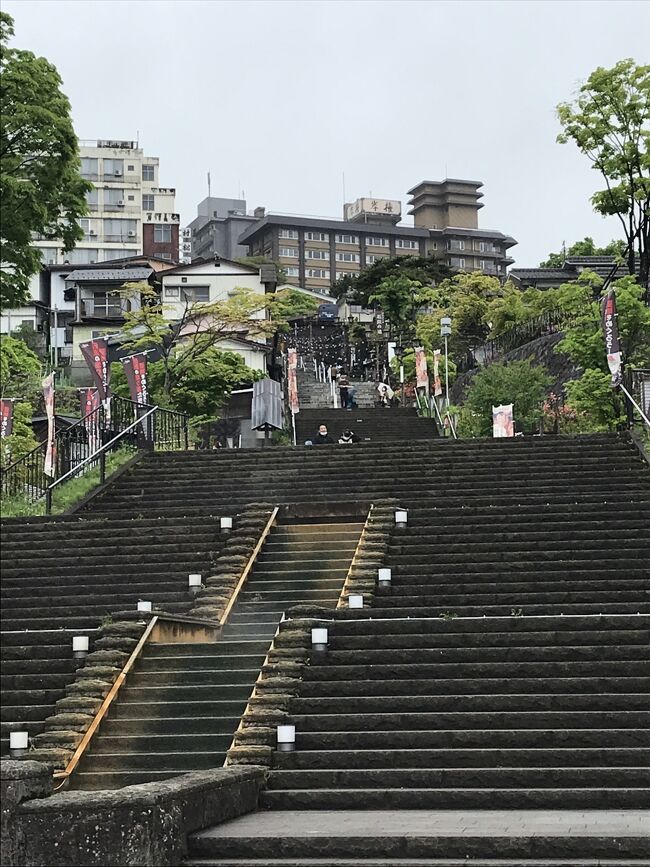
[338, 429, 360, 444]
[377, 381, 394, 407]
[312, 424, 335, 445]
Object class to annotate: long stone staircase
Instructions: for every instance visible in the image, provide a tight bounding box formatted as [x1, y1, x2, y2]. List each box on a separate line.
[70, 520, 363, 789]
[295, 407, 438, 444]
[0, 515, 226, 757]
[2, 432, 649, 865]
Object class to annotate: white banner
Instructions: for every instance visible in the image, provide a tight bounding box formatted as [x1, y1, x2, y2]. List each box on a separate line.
[42, 372, 56, 476]
[492, 403, 514, 438]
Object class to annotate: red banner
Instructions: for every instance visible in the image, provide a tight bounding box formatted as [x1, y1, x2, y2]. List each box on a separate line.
[79, 388, 100, 418]
[287, 348, 299, 414]
[414, 346, 428, 390]
[0, 399, 14, 439]
[79, 337, 111, 402]
[42, 373, 56, 476]
[601, 289, 623, 387]
[122, 353, 149, 406]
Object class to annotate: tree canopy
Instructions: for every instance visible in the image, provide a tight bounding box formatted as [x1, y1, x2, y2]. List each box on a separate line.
[332, 254, 452, 306]
[540, 237, 626, 267]
[556, 59, 650, 291]
[0, 334, 41, 397]
[0, 12, 90, 309]
[459, 359, 552, 437]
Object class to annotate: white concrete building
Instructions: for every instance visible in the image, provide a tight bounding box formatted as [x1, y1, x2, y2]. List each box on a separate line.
[33, 139, 180, 266]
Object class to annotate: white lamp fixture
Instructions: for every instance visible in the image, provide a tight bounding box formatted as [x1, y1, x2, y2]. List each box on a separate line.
[10, 731, 29, 757]
[311, 627, 328, 652]
[378, 567, 392, 589]
[137, 600, 152, 612]
[188, 573, 202, 593]
[72, 635, 89, 658]
[348, 594, 364, 609]
[395, 509, 408, 526]
[220, 516, 233, 531]
[277, 724, 296, 752]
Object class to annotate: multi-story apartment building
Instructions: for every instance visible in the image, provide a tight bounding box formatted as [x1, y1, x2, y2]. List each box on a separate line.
[238, 179, 516, 292]
[34, 139, 180, 267]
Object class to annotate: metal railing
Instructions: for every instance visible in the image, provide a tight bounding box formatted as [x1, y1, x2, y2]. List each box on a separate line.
[1, 398, 188, 508]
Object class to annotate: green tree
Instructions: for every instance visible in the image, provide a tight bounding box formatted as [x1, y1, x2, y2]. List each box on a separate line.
[459, 359, 552, 437]
[540, 237, 627, 267]
[546, 272, 650, 429]
[0, 12, 90, 309]
[556, 59, 650, 291]
[332, 255, 452, 306]
[0, 334, 41, 398]
[117, 282, 276, 402]
[416, 272, 504, 357]
[111, 349, 263, 424]
[369, 274, 424, 339]
[269, 288, 319, 327]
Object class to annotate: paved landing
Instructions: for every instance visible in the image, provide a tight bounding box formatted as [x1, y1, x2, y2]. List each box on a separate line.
[192, 809, 650, 839]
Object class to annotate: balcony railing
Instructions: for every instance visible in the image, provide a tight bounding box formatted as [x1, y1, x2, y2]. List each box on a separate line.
[80, 298, 132, 319]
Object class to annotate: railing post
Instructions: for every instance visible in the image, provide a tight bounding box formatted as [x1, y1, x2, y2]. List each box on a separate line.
[183, 419, 189, 451]
[99, 450, 106, 484]
[45, 487, 52, 515]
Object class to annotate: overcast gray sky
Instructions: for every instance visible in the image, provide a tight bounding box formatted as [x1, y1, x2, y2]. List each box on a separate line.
[5, 0, 649, 267]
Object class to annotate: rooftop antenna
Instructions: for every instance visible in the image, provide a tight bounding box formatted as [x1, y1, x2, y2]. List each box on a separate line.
[207, 171, 211, 199]
[136, 130, 139, 148]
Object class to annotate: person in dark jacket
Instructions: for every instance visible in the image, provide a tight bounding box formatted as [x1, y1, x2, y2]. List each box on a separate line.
[338, 429, 360, 444]
[313, 424, 335, 445]
[338, 372, 350, 408]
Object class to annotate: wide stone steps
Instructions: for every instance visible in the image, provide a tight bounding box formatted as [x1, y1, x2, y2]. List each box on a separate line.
[275, 748, 650, 770]
[71, 520, 360, 789]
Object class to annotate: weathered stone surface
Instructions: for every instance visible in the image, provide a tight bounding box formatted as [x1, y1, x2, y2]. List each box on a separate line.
[84, 650, 129, 667]
[65, 679, 111, 698]
[54, 696, 103, 714]
[75, 665, 121, 680]
[43, 713, 94, 731]
[99, 622, 145, 639]
[21, 749, 69, 769]
[93, 636, 139, 652]
[227, 745, 273, 766]
[4, 765, 265, 866]
[32, 730, 83, 749]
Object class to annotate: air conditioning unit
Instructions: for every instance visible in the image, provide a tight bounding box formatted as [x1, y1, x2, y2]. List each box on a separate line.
[114, 170, 122, 176]
[117, 200, 125, 207]
[89, 229, 97, 236]
[128, 230, 136, 238]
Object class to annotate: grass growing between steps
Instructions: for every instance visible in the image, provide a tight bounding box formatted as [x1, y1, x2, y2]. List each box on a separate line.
[0, 448, 136, 518]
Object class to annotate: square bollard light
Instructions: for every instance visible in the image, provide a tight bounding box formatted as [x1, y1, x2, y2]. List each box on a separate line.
[395, 509, 408, 526]
[378, 567, 392, 590]
[137, 600, 153, 612]
[348, 594, 364, 609]
[10, 731, 29, 757]
[188, 573, 202, 593]
[220, 516, 233, 531]
[311, 627, 328, 652]
[277, 724, 296, 752]
[72, 636, 89, 659]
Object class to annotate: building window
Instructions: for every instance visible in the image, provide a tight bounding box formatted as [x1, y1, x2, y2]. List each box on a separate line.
[279, 229, 299, 240]
[164, 287, 180, 298]
[103, 158, 124, 178]
[306, 268, 330, 279]
[104, 219, 137, 242]
[158, 253, 173, 261]
[366, 254, 387, 265]
[104, 188, 125, 208]
[431, 242, 438, 250]
[335, 252, 360, 263]
[447, 239, 465, 251]
[279, 247, 299, 258]
[91, 292, 121, 317]
[66, 248, 98, 264]
[305, 249, 329, 260]
[127, 164, 135, 171]
[154, 224, 172, 243]
[143, 194, 154, 210]
[81, 157, 98, 179]
[142, 164, 155, 181]
[450, 257, 466, 269]
[336, 234, 359, 244]
[396, 239, 419, 250]
[365, 236, 388, 247]
[182, 286, 210, 303]
[85, 188, 98, 209]
[305, 231, 329, 242]
[337, 271, 355, 279]
[285, 267, 300, 277]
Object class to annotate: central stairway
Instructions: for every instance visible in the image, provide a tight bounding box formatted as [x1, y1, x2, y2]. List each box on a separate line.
[71, 519, 363, 789]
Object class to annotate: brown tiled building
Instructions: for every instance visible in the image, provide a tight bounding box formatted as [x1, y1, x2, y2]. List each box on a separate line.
[238, 179, 516, 291]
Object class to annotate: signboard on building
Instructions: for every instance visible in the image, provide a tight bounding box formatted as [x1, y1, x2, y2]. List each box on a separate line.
[344, 198, 401, 222]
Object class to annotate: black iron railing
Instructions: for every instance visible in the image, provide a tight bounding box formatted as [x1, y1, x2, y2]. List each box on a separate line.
[1, 397, 188, 506]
